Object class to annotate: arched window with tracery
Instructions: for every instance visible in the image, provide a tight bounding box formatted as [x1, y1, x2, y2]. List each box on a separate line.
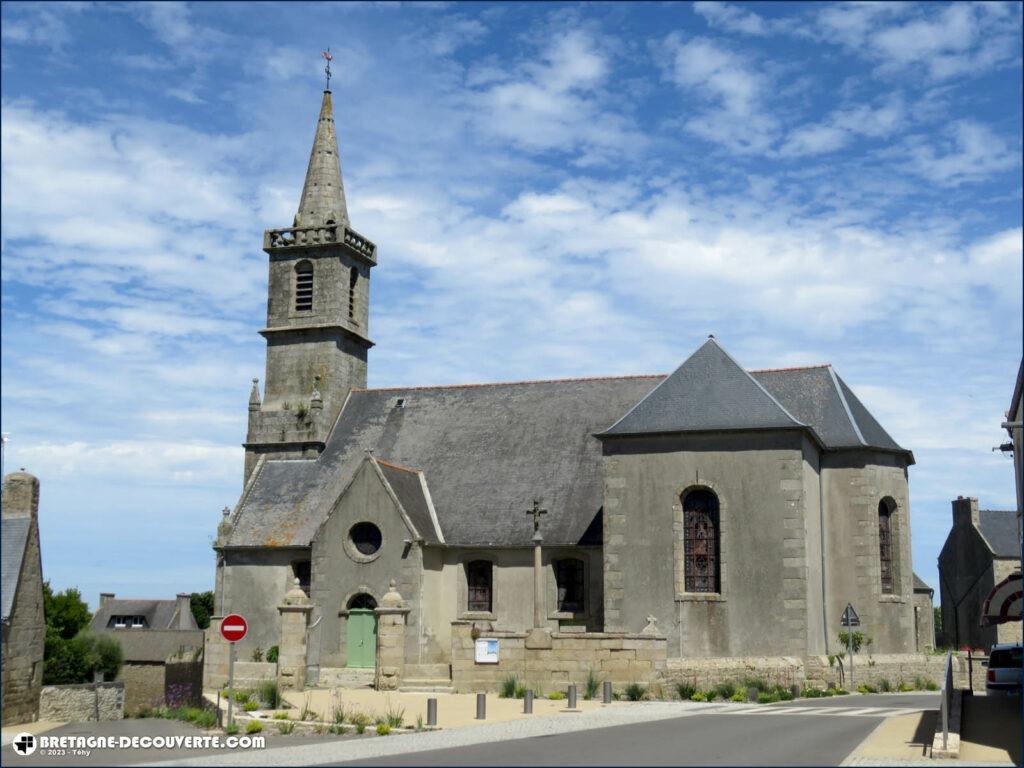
[878, 498, 896, 594]
[683, 488, 720, 593]
[295, 260, 314, 312]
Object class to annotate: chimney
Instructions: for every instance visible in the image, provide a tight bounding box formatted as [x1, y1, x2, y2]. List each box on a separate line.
[99, 592, 115, 607]
[952, 496, 980, 529]
[2, 470, 39, 519]
[176, 593, 192, 629]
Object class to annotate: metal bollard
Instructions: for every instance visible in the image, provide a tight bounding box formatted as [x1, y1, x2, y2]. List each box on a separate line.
[426, 698, 437, 727]
[568, 683, 577, 709]
[603, 681, 612, 704]
[476, 692, 486, 720]
[523, 690, 533, 714]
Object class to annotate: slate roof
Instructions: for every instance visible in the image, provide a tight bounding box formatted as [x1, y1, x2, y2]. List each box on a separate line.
[90, 598, 198, 632]
[913, 573, 933, 594]
[227, 375, 663, 548]
[376, 459, 442, 544]
[1, 516, 31, 621]
[602, 339, 805, 438]
[977, 509, 1020, 558]
[226, 340, 910, 550]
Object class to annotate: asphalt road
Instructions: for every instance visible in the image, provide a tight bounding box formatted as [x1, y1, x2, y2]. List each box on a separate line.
[340, 694, 940, 767]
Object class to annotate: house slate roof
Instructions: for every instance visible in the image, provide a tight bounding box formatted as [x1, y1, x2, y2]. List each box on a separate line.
[1, 516, 31, 621]
[977, 509, 1020, 558]
[376, 459, 442, 544]
[913, 573, 933, 594]
[225, 339, 910, 550]
[90, 599, 199, 632]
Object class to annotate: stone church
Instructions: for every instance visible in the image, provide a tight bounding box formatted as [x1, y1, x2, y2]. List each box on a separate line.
[212, 89, 921, 690]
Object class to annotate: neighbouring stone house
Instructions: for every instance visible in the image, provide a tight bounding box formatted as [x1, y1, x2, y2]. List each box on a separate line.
[1, 471, 45, 726]
[90, 593, 203, 714]
[210, 88, 923, 693]
[912, 573, 935, 652]
[938, 496, 1021, 650]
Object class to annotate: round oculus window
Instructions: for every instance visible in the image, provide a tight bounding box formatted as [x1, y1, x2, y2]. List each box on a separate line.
[349, 522, 382, 556]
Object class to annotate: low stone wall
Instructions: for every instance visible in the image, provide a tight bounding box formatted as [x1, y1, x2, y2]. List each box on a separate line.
[39, 683, 124, 722]
[804, 653, 961, 689]
[166, 657, 204, 707]
[204, 619, 277, 689]
[450, 622, 667, 694]
[665, 657, 804, 692]
[117, 663, 164, 715]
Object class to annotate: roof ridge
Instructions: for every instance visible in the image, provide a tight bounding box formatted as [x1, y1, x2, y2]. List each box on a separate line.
[355, 373, 667, 393]
[749, 363, 832, 373]
[374, 457, 422, 473]
[827, 366, 867, 447]
[710, 339, 806, 429]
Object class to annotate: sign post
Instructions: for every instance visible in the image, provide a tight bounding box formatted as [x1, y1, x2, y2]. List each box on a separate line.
[220, 614, 248, 727]
[841, 603, 860, 688]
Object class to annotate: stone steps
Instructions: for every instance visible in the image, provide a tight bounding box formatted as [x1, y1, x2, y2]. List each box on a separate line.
[317, 667, 376, 688]
[401, 681, 456, 694]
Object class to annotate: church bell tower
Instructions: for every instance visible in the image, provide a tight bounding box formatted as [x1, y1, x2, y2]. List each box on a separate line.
[243, 89, 376, 481]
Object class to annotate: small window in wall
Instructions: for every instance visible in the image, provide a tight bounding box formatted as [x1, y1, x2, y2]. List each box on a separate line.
[683, 488, 720, 593]
[295, 260, 314, 312]
[292, 561, 311, 596]
[348, 266, 358, 320]
[879, 498, 896, 594]
[555, 558, 585, 613]
[466, 560, 492, 613]
[111, 615, 146, 629]
[349, 522, 382, 556]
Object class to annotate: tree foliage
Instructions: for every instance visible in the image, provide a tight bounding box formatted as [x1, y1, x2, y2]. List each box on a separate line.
[190, 591, 215, 630]
[43, 631, 122, 684]
[42, 581, 91, 640]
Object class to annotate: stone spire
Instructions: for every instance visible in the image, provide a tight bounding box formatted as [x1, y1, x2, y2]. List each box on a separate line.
[295, 90, 349, 228]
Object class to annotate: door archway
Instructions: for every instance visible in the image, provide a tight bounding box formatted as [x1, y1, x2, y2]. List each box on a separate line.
[345, 593, 377, 668]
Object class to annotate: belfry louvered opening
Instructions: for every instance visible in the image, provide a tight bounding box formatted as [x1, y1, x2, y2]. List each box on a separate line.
[295, 260, 314, 312]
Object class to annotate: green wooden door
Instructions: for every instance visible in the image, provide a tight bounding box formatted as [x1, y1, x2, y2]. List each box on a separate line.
[346, 609, 377, 668]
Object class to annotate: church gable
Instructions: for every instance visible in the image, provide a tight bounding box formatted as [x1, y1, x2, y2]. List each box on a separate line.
[601, 337, 806, 438]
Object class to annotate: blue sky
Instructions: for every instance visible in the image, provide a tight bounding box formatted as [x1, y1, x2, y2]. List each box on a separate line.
[1, 1, 1020, 610]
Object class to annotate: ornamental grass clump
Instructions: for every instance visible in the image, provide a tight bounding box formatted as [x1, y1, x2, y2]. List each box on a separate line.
[584, 669, 602, 700]
[245, 720, 263, 734]
[499, 674, 519, 699]
[624, 683, 646, 701]
[675, 682, 697, 700]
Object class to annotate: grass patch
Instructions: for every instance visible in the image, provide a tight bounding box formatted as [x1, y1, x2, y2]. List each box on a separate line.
[376, 723, 391, 736]
[624, 683, 646, 701]
[689, 691, 708, 702]
[878, 678, 893, 693]
[857, 683, 878, 694]
[272, 712, 290, 720]
[329, 724, 346, 735]
[231, 690, 252, 704]
[350, 711, 371, 734]
[385, 704, 405, 729]
[245, 720, 263, 734]
[277, 721, 295, 735]
[547, 691, 566, 701]
[242, 701, 258, 712]
[224, 722, 239, 735]
[742, 677, 770, 693]
[714, 681, 738, 700]
[258, 680, 280, 709]
[757, 692, 780, 704]
[729, 692, 746, 702]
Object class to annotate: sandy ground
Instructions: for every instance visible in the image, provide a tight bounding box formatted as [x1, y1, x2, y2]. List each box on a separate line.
[276, 687, 612, 729]
[847, 694, 1020, 764]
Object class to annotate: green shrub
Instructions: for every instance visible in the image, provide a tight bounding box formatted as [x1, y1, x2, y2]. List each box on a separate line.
[924, 680, 939, 691]
[376, 723, 391, 736]
[332, 706, 347, 724]
[584, 668, 602, 700]
[193, 709, 218, 729]
[898, 681, 914, 692]
[224, 722, 239, 735]
[258, 680, 280, 709]
[44, 630, 124, 685]
[266, 645, 279, 664]
[250, 647, 264, 662]
[878, 678, 892, 693]
[729, 692, 746, 702]
[499, 674, 519, 699]
[385, 704, 405, 729]
[742, 677, 770, 693]
[245, 720, 263, 734]
[415, 715, 424, 731]
[329, 724, 346, 735]
[277, 721, 295, 735]
[547, 691, 566, 701]
[757, 692, 780, 704]
[689, 691, 707, 702]
[838, 631, 873, 653]
[834, 688, 850, 695]
[232, 690, 251, 704]
[272, 712, 290, 720]
[243, 701, 258, 712]
[675, 682, 697, 700]
[350, 711, 371, 734]
[802, 688, 825, 698]
[857, 683, 877, 694]
[624, 683, 646, 701]
[714, 681, 737, 700]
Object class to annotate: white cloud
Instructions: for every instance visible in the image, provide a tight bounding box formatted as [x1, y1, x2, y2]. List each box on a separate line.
[693, 1, 772, 36]
[901, 120, 1019, 186]
[780, 94, 906, 157]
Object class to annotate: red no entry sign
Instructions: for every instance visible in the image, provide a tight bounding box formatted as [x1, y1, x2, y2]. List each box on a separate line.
[221, 614, 248, 643]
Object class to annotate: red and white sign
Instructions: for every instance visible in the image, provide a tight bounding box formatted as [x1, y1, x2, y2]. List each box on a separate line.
[220, 614, 248, 643]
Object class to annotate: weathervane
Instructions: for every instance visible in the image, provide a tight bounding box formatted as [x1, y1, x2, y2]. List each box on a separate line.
[322, 49, 333, 91]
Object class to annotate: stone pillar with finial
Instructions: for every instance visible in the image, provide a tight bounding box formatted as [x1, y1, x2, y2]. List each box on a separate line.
[524, 499, 553, 649]
[374, 580, 410, 690]
[277, 578, 313, 691]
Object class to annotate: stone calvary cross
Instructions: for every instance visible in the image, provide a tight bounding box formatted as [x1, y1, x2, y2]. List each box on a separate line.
[527, 499, 548, 629]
